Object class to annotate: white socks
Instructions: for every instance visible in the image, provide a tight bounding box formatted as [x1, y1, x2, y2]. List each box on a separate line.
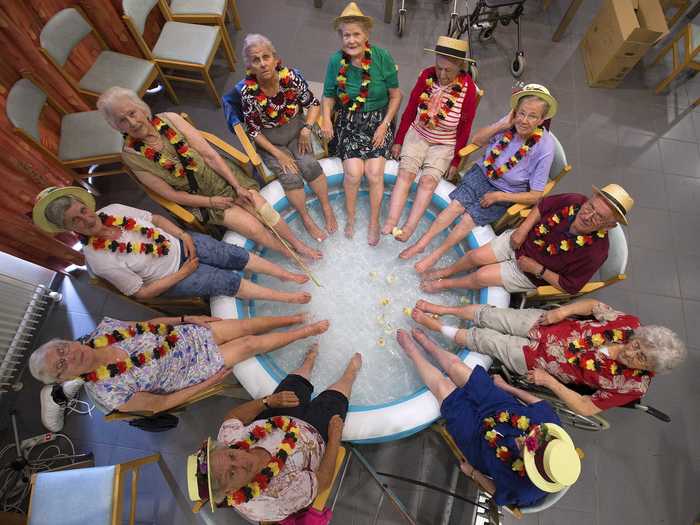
[440, 325, 459, 341]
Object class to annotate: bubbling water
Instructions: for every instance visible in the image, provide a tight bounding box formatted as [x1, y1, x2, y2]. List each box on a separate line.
[250, 191, 475, 405]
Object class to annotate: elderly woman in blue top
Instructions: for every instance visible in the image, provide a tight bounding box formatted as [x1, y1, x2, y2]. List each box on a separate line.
[397, 328, 581, 508]
[401, 84, 557, 274]
[239, 34, 337, 242]
[321, 2, 402, 246]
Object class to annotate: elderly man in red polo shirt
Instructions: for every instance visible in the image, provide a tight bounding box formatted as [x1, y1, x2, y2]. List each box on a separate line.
[419, 184, 633, 296]
[410, 299, 687, 416]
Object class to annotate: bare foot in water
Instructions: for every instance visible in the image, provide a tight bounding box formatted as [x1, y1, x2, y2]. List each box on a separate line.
[290, 291, 313, 304]
[302, 214, 328, 243]
[304, 319, 330, 336]
[381, 221, 397, 236]
[415, 299, 452, 316]
[345, 352, 363, 378]
[322, 205, 338, 235]
[296, 343, 319, 376]
[367, 222, 380, 246]
[296, 243, 323, 260]
[396, 329, 420, 359]
[414, 253, 441, 274]
[282, 271, 310, 284]
[345, 221, 355, 239]
[411, 308, 443, 332]
[419, 279, 444, 293]
[291, 312, 309, 324]
[421, 266, 452, 281]
[399, 242, 425, 260]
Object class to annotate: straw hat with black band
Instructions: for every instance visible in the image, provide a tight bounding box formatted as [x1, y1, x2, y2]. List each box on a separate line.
[32, 186, 95, 234]
[510, 83, 558, 120]
[424, 36, 476, 64]
[187, 438, 218, 512]
[334, 2, 373, 30]
[592, 183, 634, 225]
[522, 423, 582, 493]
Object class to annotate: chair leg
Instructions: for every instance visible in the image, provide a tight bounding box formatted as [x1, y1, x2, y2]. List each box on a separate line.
[228, 0, 242, 30]
[655, 65, 685, 94]
[156, 65, 180, 104]
[202, 67, 222, 106]
[219, 22, 237, 71]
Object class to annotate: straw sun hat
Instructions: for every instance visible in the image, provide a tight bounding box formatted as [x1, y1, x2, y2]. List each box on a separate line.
[592, 183, 634, 225]
[424, 36, 476, 63]
[510, 83, 558, 120]
[187, 438, 218, 512]
[32, 186, 95, 234]
[334, 2, 373, 30]
[523, 423, 582, 493]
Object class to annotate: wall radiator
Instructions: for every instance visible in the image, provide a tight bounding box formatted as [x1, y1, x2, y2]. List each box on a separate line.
[0, 273, 61, 395]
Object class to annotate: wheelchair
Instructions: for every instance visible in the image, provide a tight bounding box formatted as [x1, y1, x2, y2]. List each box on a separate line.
[446, 0, 528, 77]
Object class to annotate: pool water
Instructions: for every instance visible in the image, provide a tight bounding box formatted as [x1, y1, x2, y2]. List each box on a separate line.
[248, 190, 475, 406]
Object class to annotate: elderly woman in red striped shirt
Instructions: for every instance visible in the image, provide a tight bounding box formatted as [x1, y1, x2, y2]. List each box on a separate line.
[381, 37, 478, 242]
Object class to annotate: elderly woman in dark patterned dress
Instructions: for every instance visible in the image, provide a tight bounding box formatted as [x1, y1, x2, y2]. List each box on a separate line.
[240, 34, 337, 242]
[321, 2, 402, 245]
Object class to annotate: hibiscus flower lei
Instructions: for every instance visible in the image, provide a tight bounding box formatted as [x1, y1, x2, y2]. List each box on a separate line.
[482, 412, 549, 478]
[532, 204, 608, 256]
[565, 328, 651, 378]
[79, 323, 178, 382]
[337, 41, 371, 112]
[417, 70, 468, 129]
[244, 62, 298, 126]
[483, 126, 544, 180]
[86, 213, 170, 258]
[125, 116, 197, 178]
[225, 416, 300, 505]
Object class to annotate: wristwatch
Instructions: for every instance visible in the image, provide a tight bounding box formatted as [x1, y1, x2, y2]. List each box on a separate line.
[262, 396, 270, 408]
[537, 266, 546, 279]
[301, 123, 313, 131]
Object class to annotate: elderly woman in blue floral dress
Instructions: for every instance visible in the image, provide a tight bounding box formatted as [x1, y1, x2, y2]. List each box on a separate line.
[239, 34, 337, 242]
[29, 314, 329, 414]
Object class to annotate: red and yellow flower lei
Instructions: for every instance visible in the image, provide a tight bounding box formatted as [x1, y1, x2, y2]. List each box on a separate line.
[417, 70, 468, 129]
[126, 116, 197, 178]
[532, 204, 607, 256]
[226, 416, 300, 505]
[87, 213, 171, 257]
[244, 62, 298, 126]
[483, 126, 544, 180]
[337, 42, 371, 112]
[482, 412, 549, 478]
[565, 328, 650, 378]
[79, 323, 178, 383]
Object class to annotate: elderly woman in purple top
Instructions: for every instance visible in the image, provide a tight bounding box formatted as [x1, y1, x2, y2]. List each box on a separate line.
[400, 84, 558, 274]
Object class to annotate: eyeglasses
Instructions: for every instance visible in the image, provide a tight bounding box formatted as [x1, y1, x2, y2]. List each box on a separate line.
[580, 200, 608, 224]
[515, 110, 542, 123]
[53, 343, 69, 377]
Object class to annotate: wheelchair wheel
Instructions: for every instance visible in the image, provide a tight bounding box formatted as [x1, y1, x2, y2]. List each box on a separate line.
[447, 13, 459, 38]
[478, 27, 494, 42]
[554, 404, 611, 432]
[510, 54, 525, 77]
[396, 10, 406, 37]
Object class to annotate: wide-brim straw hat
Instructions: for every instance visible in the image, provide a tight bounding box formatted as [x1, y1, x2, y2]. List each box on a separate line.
[424, 36, 476, 63]
[510, 83, 558, 120]
[592, 183, 634, 225]
[187, 437, 218, 513]
[523, 423, 581, 493]
[334, 2, 373, 30]
[32, 186, 95, 234]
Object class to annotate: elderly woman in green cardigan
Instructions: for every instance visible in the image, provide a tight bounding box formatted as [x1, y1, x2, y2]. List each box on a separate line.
[321, 2, 402, 246]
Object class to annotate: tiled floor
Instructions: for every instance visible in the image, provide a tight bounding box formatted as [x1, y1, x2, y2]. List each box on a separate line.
[5, 0, 700, 524]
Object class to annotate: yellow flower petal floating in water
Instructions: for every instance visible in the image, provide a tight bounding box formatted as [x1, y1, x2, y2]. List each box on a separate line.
[403, 307, 413, 317]
[376, 314, 385, 325]
[386, 274, 396, 284]
[460, 296, 471, 305]
[380, 298, 390, 306]
[369, 271, 378, 279]
[391, 227, 403, 238]
[378, 337, 386, 347]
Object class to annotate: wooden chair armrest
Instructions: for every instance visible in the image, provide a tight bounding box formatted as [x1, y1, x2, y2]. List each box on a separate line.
[519, 209, 531, 218]
[505, 202, 528, 216]
[458, 143, 481, 158]
[233, 123, 262, 167]
[149, 194, 207, 233]
[312, 446, 347, 511]
[198, 130, 250, 166]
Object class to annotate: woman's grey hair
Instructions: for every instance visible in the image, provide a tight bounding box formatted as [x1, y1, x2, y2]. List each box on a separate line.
[29, 339, 69, 384]
[634, 326, 687, 374]
[515, 95, 549, 119]
[44, 196, 76, 230]
[336, 18, 372, 35]
[97, 86, 152, 129]
[241, 34, 277, 67]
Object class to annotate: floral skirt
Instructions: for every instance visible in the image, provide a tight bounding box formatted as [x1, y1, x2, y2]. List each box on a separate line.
[333, 106, 393, 161]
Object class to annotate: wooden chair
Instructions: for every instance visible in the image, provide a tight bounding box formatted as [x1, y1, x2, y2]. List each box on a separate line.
[650, 20, 700, 107]
[519, 223, 629, 306]
[6, 76, 126, 180]
[122, 0, 235, 106]
[457, 131, 573, 233]
[27, 454, 174, 525]
[660, 0, 691, 29]
[39, 7, 161, 105]
[160, 0, 240, 70]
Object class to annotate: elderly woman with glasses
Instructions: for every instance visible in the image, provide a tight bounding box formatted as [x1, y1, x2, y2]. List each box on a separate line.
[29, 315, 329, 414]
[400, 84, 558, 272]
[410, 298, 687, 416]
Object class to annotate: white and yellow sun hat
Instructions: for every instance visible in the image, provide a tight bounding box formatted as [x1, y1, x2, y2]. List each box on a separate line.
[32, 186, 94, 234]
[186, 437, 218, 512]
[523, 423, 581, 493]
[510, 83, 558, 120]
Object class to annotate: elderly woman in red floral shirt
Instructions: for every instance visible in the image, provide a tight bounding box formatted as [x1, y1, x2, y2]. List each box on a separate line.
[410, 298, 687, 416]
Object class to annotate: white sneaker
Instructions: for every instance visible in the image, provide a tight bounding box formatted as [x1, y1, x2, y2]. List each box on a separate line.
[62, 378, 84, 399]
[40, 384, 65, 432]
[39, 380, 90, 432]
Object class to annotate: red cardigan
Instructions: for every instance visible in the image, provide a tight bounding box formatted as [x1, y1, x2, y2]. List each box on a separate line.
[394, 67, 478, 168]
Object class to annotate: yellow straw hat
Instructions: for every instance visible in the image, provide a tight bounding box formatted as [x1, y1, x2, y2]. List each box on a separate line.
[334, 2, 373, 30]
[592, 183, 634, 225]
[186, 437, 218, 513]
[510, 83, 558, 120]
[424, 36, 476, 63]
[32, 186, 95, 234]
[523, 423, 581, 493]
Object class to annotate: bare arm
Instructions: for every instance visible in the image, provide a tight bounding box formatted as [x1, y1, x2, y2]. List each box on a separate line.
[495, 190, 544, 206]
[492, 376, 543, 405]
[321, 96, 336, 126]
[222, 391, 299, 424]
[133, 169, 211, 208]
[131, 270, 188, 299]
[460, 462, 497, 495]
[305, 103, 321, 127]
[382, 87, 402, 126]
[471, 114, 513, 147]
[150, 214, 187, 239]
[513, 205, 541, 238]
[543, 375, 601, 416]
[315, 415, 344, 493]
[253, 132, 286, 157]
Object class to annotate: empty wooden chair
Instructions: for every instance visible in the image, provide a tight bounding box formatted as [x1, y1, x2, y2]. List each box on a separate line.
[650, 19, 700, 107]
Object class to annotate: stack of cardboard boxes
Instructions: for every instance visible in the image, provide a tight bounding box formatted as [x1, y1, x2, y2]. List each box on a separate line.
[581, 0, 669, 88]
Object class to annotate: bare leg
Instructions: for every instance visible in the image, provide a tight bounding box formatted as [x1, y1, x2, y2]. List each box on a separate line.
[420, 263, 504, 293]
[396, 175, 438, 242]
[290, 343, 318, 380]
[411, 309, 471, 347]
[396, 330, 457, 404]
[286, 187, 327, 242]
[326, 352, 362, 398]
[412, 328, 473, 388]
[365, 157, 386, 246]
[237, 279, 312, 304]
[422, 243, 499, 281]
[399, 200, 464, 260]
[415, 299, 480, 321]
[343, 159, 364, 239]
[245, 253, 308, 284]
[414, 212, 475, 274]
[382, 168, 416, 235]
[209, 313, 306, 344]
[223, 205, 287, 256]
[308, 175, 338, 234]
[218, 320, 330, 367]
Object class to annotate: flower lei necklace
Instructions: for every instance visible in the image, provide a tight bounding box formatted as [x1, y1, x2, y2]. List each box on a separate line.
[417, 70, 468, 129]
[483, 126, 544, 180]
[337, 41, 371, 112]
[244, 62, 298, 126]
[565, 328, 650, 378]
[86, 213, 171, 257]
[482, 412, 549, 478]
[126, 116, 197, 178]
[79, 323, 178, 383]
[226, 416, 300, 505]
[532, 204, 607, 256]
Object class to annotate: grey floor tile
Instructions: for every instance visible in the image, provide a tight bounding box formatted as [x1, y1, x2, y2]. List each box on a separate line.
[676, 252, 700, 301]
[596, 448, 654, 525]
[664, 173, 700, 214]
[617, 131, 662, 171]
[625, 207, 673, 251]
[540, 508, 596, 525]
[670, 211, 700, 256]
[634, 293, 687, 342]
[625, 246, 680, 297]
[617, 166, 667, 210]
[658, 137, 700, 178]
[648, 455, 700, 525]
[682, 300, 700, 349]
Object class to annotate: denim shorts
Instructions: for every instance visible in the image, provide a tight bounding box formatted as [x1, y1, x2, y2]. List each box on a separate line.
[448, 164, 509, 226]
